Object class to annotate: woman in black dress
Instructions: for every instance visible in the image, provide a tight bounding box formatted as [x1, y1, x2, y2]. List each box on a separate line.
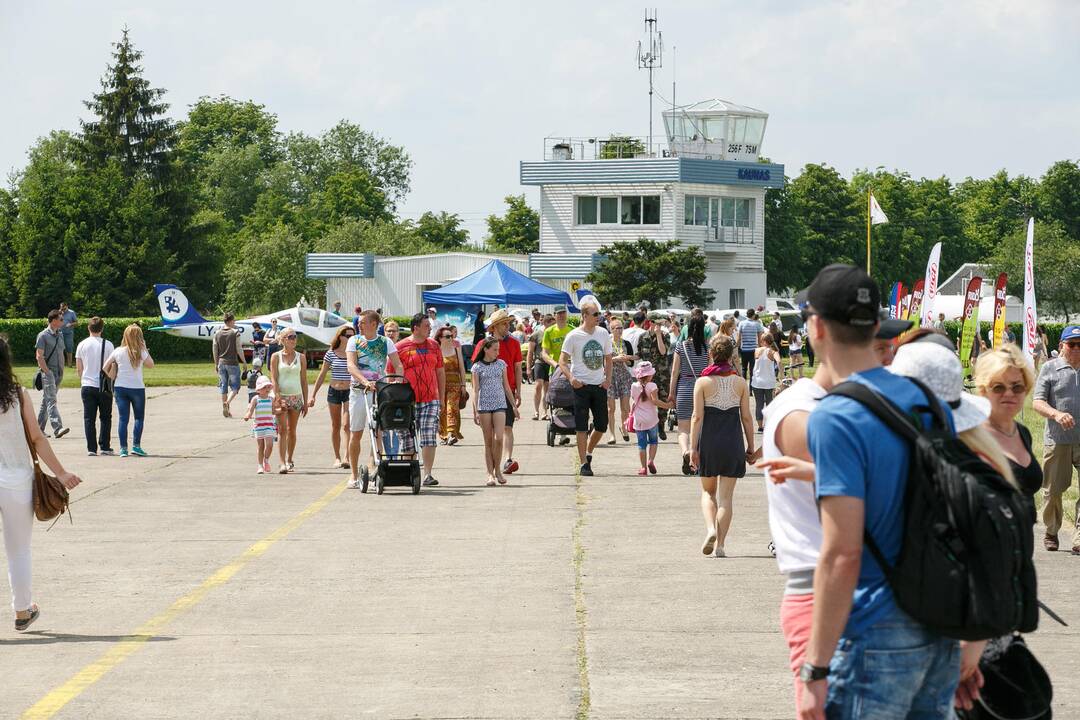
[689, 335, 755, 558]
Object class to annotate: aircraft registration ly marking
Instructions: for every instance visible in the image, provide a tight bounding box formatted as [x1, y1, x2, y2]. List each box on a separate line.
[21, 479, 347, 719]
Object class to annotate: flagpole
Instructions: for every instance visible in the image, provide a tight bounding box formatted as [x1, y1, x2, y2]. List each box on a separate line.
[866, 188, 872, 273]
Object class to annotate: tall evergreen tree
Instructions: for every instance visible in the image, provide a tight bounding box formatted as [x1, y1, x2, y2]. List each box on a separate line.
[81, 28, 176, 181]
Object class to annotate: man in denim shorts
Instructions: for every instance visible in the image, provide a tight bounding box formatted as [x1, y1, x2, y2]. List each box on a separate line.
[395, 313, 446, 486]
[213, 313, 248, 418]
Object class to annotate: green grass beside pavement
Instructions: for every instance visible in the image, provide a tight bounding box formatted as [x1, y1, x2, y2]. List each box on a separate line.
[14, 362, 323, 388]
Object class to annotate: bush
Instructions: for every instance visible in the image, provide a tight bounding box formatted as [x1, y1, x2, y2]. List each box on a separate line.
[941, 320, 1063, 349]
[0, 317, 210, 363]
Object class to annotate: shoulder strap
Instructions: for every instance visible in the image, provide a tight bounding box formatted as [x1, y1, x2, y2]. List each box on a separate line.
[17, 392, 41, 467]
[99, 336, 107, 368]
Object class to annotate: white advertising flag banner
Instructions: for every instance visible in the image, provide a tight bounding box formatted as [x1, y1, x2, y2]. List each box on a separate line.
[870, 193, 889, 225]
[1023, 218, 1038, 361]
[921, 241, 943, 327]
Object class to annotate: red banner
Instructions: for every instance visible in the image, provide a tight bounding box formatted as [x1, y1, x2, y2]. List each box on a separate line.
[907, 279, 926, 328]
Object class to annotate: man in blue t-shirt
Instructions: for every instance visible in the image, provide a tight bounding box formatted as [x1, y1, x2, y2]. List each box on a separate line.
[736, 309, 764, 380]
[797, 265, 961, 719]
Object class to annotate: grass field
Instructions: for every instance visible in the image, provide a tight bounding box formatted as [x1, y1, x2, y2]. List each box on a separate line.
[14, 362, 324, 388]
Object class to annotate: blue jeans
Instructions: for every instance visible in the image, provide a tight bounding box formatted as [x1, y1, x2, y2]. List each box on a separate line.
[826, 606, 959, 719]
[114, 387, 146, 450]
[635, 426, 658, 450]
[217, 364, 241, 394]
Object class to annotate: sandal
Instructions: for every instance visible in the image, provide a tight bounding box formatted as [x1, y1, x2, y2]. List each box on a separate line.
[497, 476, 507, 485]
[486, 478, 497, 487]
[15, 604, 39, 632]
[448, 437, 458, 446]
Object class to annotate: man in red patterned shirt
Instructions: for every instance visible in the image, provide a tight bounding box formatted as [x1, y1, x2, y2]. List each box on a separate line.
[396, 313, 446, 486]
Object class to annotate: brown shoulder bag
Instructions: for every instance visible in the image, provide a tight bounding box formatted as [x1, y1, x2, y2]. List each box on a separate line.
[19, 400, 71, 525]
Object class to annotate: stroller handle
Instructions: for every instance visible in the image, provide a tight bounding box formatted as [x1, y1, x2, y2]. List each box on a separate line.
[377, 374, 408, 384]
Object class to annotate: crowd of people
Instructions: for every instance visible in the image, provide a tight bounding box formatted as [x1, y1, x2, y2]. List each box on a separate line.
[3, 279, 1072, 720]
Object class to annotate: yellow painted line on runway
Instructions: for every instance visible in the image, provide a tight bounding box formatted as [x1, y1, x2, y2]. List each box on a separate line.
[22, 480, 348, 720]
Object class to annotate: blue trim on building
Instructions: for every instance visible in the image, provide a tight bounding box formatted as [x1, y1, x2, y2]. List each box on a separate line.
[520, 158, 784, 189]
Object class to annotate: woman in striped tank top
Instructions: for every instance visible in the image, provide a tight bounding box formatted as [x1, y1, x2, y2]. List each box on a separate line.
[309, 326, 356, 469]
[243, 376, 277, 474]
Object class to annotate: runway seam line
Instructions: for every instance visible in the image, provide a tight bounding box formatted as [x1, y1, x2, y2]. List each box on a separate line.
[573, 455, 592, 720]
[20, 479, 348, 720]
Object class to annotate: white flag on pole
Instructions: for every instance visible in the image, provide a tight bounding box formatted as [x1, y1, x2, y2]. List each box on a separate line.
[921, 242, 942, 327]
[1022, 218, 1038, 362]
[870, 193, 889, 225]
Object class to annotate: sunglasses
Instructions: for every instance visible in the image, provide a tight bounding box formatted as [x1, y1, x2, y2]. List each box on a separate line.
[1066, 342, 1080, 349]
[988, 382, 1027, 396]
[587, 311, 601, 317]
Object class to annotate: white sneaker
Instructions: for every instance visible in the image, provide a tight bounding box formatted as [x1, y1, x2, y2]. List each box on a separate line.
[714, 544, 726, 558]
[346, 478, 359, 489]
[257, 466, 264, 474]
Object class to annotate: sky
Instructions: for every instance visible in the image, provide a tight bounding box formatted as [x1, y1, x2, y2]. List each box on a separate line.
[2, 0, 1078, 242]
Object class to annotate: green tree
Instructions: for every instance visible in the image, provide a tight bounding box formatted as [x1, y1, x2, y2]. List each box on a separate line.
[587, 239, 714, 309]
[416, 211, 469, 249]
[599, 135, 646, 159]
[0, 188, 17, 315]
[763, 180, 806, 292]
[224, 225, 320, 314]
[313, 218, 439, 256]
[954, 170, 1037, 262]
[1038, 160, 1080, 240]
[986, 220, 1080, 320]
[80, 29, 176, 180]
[309, 167, 391, 230]
[789, 164, 862, 272]
[486, 195, 539, 254]
[177, 96, 282, 168]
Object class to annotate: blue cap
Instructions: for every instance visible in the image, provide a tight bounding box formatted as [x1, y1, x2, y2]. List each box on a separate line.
[1062, 326, 1080, 342]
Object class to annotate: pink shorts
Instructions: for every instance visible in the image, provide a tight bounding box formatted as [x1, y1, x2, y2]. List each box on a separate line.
[779, 593, 815, 709]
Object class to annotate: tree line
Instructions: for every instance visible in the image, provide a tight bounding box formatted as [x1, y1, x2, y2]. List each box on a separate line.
[0, 30, 537, 319]
[763, 160, 1080, 315]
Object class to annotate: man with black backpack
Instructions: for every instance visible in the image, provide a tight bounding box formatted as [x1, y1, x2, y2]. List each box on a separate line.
[797, 265, 961, 719]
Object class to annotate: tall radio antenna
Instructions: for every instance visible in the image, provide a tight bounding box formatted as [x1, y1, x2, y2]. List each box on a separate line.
[637, 9, 663, 156]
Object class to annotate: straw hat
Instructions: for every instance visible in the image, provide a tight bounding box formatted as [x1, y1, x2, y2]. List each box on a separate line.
[888, 341, 989, 432]
[486, 309, 512, 328]
[633, 361, 656, 379]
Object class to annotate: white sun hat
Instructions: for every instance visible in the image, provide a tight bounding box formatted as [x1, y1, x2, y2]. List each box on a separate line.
[888, 341, 989, 432]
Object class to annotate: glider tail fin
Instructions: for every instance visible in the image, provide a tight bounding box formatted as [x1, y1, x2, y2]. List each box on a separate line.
[154, 284, 207, 326]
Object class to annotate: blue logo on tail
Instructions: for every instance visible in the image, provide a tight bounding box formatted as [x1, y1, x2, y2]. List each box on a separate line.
[154, 284, 209, 326]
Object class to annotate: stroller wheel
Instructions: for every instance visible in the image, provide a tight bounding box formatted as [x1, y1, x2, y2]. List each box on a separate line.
[360, 467, 369, 494]
[547, 426, 555, 447]
[411, 466, 421, 495]
[376, 473, 385, 495]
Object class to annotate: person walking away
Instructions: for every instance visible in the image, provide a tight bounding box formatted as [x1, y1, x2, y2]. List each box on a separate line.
[736, 308, 764, 380]
[103, 324, 155, 457]
[345, 311, 403, 489]
[558, 297, 612, 477]
[605, 319, 634, 444]
[213, 313, 249, 418]
[243, 376, 277, 474]
[0, 336, 82, 631]
[475, 310, 523, 474]
[308, 326, 355, 469]
[669, 315, 709, 475]
[437, 327, 466, 445]
[635, 312, 671, 439]
[541, 305, 572, 392]
[528, 315, 554, 420]
[396, 314, 446, 486]
[787, 327, 804, 379]
[629, 362, 672, 475]
[1034, 324, 1049, 369]
[751, 334, 781, 432]
[690, 336, 755, 558]
[472, 310, 487, 350]
[1032, 324, 1080, 553]
[270, 329, 308, 473]
[471, 337, 518, 485]
[74, 317, 115, 455]
[59, 301, 77, 368]
[799, 264, 960, 718]
[35, 310, 69, 439]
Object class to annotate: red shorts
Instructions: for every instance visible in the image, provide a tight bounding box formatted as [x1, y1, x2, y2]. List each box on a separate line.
[779, 593, 814, 709]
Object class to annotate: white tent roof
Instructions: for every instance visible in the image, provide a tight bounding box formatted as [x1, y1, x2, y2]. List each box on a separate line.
[664, 98, 768, 117]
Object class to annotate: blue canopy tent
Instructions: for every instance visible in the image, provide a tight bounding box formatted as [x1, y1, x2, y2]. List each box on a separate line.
[421, 260, 574, 307]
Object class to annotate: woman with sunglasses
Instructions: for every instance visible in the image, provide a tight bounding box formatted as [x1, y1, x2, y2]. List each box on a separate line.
[270, 329, 308, 474]
[309, 325, 355, 468]
[437, 326, 467, 444]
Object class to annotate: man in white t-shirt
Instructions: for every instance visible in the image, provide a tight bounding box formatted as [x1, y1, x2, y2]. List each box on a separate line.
[75, 316, 115, 456]
[558, 296, 612, 477]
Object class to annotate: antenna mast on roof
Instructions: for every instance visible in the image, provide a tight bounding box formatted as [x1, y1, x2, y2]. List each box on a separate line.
[637, 9, 663, 156]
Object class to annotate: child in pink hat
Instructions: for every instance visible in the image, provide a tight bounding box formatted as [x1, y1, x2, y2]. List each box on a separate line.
[629, 362, 674, 475]
[243, 375, 277, 473]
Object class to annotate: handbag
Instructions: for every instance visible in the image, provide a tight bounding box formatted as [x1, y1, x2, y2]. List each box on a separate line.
[19, 400, 71, 525]
[458, 388, 469, 410]
[957, 635, 1052, 720]
[98, 337, 114, 397]
[624, 394, 640, 434]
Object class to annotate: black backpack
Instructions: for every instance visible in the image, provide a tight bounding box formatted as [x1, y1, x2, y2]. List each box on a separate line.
[830, 378, 1038, 641]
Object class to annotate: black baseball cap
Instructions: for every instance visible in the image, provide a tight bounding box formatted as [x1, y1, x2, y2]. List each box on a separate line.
[876, 309, 913, 340]
[795, 264, 880, 327]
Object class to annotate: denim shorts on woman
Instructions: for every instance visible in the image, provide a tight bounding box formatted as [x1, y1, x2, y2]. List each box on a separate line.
[327, 386, 350, 405]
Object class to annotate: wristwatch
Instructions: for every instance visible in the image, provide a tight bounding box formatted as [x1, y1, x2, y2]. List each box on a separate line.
[799, 662, 829, 683]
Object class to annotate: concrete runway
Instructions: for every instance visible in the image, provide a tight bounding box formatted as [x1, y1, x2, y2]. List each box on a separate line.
[0, 385, 1077, 719]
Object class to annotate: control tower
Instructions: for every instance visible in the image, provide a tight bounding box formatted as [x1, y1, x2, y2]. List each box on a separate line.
[662, 99, 769, 163]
